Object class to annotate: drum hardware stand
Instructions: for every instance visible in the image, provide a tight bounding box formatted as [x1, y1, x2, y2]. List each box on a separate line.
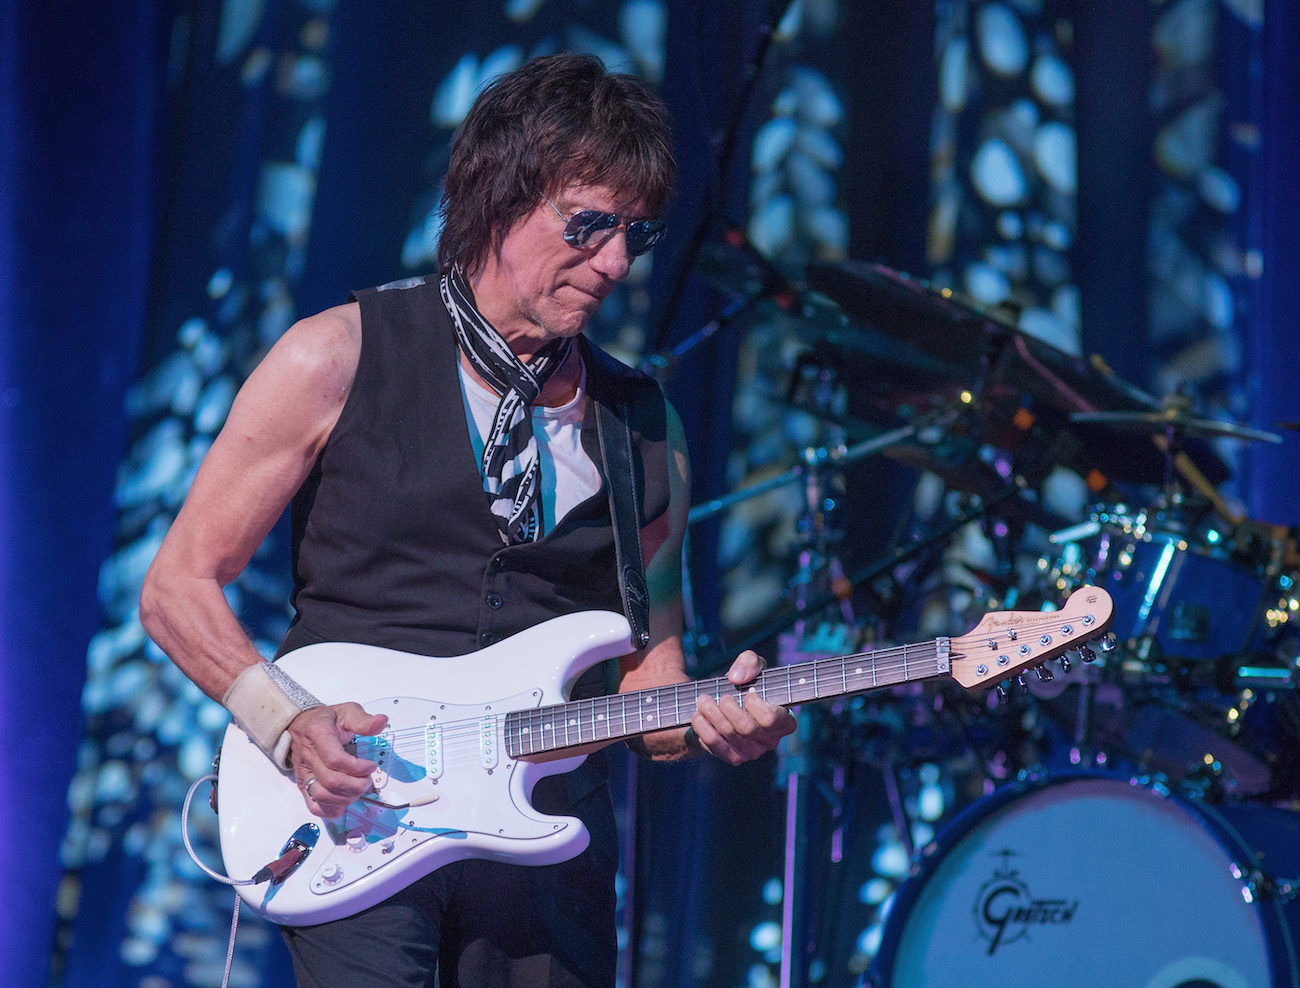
[733, 477, 1024, 657]
[682, 418, 931, 671]
[880, 756, 915, 860]
[772, 411, 1008, 988]
[681, 410, 1035, 988]
[776, 374, 860, 988]
[1065, 636, 1116, 768]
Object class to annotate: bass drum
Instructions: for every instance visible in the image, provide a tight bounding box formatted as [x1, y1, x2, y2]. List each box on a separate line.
[867, 775, 1300, 988]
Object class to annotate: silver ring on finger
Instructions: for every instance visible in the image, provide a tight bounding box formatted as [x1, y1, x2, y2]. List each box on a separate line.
[301, 776, 318, 797]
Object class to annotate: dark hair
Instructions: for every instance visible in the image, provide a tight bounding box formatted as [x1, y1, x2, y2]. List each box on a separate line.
[437, 53, 675, 276]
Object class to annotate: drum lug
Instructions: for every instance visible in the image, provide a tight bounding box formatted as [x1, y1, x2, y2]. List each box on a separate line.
[1245, 870, 1272, 903]
[1271, 877, 1299, 906]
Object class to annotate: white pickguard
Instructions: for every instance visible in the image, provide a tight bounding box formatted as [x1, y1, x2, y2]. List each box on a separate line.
[216, 610, 633, 926]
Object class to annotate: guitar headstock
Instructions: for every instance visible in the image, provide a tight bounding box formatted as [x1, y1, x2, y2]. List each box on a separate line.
[949, 586, 1115, 690]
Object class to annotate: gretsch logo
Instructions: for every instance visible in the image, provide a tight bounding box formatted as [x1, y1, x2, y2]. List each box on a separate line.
[973, 851, 1078, 955]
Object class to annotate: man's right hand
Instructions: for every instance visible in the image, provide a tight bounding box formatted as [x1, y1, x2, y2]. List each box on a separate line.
[287, 702, 389, 817]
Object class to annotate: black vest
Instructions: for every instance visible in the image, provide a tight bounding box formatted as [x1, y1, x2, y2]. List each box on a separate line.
[280, 276, 670, 680]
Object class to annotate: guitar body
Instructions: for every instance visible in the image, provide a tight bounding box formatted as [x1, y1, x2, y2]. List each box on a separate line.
[216, 610, 634, 926]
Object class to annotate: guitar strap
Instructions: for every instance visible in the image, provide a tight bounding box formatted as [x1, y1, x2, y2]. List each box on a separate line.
[587, 345, 653, 652]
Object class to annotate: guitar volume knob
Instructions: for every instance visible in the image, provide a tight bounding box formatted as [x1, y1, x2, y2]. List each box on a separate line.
[321, 862, 343, 885]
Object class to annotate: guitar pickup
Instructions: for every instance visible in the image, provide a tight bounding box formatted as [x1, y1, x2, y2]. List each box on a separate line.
[426, 721, 443, 781]
[479, 715, 498, 770]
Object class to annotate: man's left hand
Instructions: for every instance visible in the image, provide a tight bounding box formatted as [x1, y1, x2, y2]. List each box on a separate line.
[690, 650, 796, 765]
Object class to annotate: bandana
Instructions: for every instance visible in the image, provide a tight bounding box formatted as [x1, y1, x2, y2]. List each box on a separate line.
[440, 268, 574, 544]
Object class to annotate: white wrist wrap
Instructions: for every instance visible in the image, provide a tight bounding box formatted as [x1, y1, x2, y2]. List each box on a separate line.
[222, 662, 323, 770]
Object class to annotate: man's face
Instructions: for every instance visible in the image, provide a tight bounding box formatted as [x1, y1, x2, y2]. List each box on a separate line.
[471, 182, 654, 355]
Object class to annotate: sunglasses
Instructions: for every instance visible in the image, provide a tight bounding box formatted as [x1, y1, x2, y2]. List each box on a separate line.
[540, 192, 666, 257]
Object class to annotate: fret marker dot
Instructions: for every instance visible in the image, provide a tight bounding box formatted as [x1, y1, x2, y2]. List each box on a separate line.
[597, 714, 605, 721]
[568, 719, 577, 726]
[798, 678, 808, 685]
[854, 668, 863, 675]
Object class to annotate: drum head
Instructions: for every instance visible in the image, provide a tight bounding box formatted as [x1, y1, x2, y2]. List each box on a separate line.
[872, 776, 1300, 987]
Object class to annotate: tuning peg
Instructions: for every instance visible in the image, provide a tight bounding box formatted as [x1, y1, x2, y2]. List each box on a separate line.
[1095, 632, 1117, 653]
[996, 682, 1010, 702]
[1079, 645, 1097, 663]
[1015, 675, 1029, 693]
[1059, 653, 1072, 673]
[1033, 664, 1054, 682]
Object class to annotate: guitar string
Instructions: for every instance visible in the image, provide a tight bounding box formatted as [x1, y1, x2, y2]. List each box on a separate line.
[347, 655, 945, 769]
[348, 611, 1102, 760]
[356, 645, 944, 750]
[367, 643, 1075, 755]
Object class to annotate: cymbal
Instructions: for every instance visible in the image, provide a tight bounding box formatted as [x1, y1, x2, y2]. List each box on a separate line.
[805, 259, 1001, 370]
[805, 260, 1153, 417]
[798, 324, 972, 421]
[1070, 409, 1283, 444]
[806, 259, 1232, 487]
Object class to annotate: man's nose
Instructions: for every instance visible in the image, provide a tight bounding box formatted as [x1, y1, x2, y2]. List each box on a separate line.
[588, 230, 633, 280]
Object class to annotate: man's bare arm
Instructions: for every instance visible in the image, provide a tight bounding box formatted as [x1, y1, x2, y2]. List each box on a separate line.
[619, 400, 795, 763]
[140, 304, 384, 815]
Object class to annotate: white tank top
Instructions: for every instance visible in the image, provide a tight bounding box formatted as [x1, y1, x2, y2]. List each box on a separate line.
[458, 357, 602, 532]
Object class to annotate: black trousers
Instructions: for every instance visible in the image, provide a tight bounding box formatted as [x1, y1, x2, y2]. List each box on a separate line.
[280, 780, 619, 988]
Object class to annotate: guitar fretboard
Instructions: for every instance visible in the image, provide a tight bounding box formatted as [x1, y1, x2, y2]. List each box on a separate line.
[504, 638, 950, 758]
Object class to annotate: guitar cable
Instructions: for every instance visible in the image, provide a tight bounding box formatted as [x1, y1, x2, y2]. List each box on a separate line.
[182, 774, 261, 887]
[182, 773, 311, 988]
[180, 774, 251, 988]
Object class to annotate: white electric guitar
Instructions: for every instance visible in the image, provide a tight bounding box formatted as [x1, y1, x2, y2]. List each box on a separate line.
[215, 586, 1113, 925]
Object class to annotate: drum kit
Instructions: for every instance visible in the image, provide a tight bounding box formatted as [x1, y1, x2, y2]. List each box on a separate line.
[679, 257, 1300, 987]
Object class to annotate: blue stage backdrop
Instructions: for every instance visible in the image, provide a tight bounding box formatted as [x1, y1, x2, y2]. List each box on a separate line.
[2, 2, 1298, 987]
[0, 2, 163, 987]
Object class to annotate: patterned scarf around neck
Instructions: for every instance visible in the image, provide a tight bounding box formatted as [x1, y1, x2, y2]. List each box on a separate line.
[440, 267, 574, 545]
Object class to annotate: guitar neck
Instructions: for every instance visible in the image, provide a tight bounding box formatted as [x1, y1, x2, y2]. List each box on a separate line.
[504, 637, 951, 758]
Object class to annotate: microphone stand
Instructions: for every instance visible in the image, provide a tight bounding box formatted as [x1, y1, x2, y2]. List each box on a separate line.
[639, 291, 770, 382]
[650, 0, 799, 354]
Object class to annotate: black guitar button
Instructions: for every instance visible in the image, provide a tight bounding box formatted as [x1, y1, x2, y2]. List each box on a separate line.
[485, 592, 503, 610]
